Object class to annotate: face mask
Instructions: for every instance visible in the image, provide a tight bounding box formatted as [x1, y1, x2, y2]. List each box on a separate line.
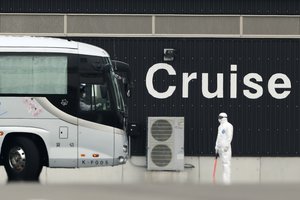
[218, 116, 226, 123]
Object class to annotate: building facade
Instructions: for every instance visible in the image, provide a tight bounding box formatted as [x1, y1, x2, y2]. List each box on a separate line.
[1, 0, 300, 183]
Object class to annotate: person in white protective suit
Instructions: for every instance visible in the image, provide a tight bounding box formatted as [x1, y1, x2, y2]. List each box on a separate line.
[215, 112, 233, 184]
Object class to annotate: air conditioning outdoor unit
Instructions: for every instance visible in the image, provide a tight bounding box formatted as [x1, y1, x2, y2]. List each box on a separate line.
[147, 116, 184, 171]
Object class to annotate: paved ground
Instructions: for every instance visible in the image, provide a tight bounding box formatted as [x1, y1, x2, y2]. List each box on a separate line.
[0, 183, 299, 200]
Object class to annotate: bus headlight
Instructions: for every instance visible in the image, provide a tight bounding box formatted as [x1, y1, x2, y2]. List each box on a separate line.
[118, 156, 125, 164]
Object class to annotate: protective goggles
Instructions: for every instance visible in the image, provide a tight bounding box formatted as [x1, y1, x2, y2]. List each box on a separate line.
[218, 116, 227, 120]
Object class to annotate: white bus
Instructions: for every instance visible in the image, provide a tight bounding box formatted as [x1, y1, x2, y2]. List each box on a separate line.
[0, 36, 130, 181]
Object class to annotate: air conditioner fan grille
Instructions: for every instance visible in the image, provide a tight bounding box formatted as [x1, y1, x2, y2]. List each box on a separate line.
[151, 119, 172, 141]
[151, 144, 172, 167]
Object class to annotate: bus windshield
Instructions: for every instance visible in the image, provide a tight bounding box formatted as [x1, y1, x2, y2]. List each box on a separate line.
[110, 71, 125, 113]
[79, 57, 126, 114]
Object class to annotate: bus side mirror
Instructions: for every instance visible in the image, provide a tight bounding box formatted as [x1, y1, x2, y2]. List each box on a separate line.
[127, 123, 140, 137]
[112, 60, 132, 97]
[123, 79, 133, 98]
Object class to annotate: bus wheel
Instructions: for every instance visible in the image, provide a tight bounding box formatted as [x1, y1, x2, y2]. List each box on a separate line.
[4, 136, 41, 181]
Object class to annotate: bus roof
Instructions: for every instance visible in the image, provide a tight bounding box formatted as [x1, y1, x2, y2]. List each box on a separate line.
[0, 36, 110, 57]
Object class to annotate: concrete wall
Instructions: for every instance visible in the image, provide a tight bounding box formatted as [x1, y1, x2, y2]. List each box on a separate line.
[1, 156, 299, 184]
[0, 14, 64, 34]
[2, 14, 300, 37]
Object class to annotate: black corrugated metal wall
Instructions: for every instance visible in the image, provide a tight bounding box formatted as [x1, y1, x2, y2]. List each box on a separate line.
[0, 0, 300, 15]
[71, 37, 300, 156]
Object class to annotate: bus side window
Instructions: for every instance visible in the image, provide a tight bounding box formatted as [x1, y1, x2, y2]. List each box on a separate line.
[80, 83, 110, 111]
[93, 84, 110, 111]
[80, 83, 91, 111]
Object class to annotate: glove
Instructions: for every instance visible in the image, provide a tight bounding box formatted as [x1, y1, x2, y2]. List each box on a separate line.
[214, 148, 219, 158]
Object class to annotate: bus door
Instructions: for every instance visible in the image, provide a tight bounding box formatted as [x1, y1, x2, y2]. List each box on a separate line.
[77, 73, 115, 167]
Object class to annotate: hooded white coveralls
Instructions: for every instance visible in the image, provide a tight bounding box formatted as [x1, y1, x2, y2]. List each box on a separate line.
[215, 113, 233, 184]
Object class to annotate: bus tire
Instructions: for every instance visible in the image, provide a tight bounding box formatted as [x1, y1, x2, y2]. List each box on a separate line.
[3, 136, 41, 181]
